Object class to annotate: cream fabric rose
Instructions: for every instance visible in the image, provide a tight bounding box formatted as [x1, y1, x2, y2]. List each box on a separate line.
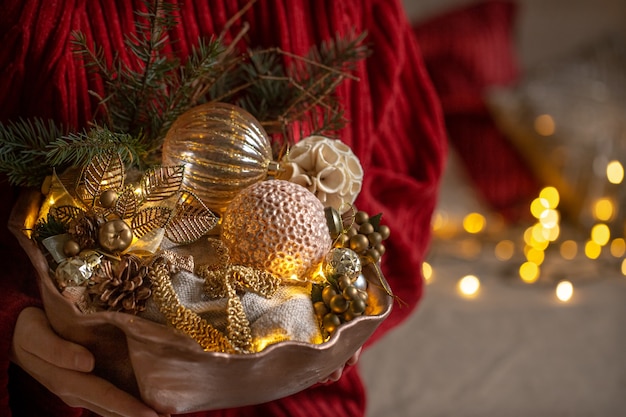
[283, 135, 363, 213]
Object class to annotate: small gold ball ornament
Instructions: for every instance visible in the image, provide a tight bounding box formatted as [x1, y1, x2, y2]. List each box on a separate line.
[63, 239, 81, 257]
[221, 180, 332, 281]
[99, 190, 118, 208]
[97, 220, 133, 253]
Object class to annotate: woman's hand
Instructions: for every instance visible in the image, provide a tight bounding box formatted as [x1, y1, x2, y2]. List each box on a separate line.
[319, 347, 362, 384]
[10, 307, 169, 417]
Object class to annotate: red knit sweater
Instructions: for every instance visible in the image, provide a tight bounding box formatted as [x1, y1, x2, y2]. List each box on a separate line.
[0, 1, 446, 416]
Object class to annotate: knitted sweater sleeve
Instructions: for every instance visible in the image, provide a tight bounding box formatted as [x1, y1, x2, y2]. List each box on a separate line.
[0, 1, 446, 416]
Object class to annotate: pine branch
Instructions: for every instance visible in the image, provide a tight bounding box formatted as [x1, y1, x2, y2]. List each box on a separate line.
[229, 30, 370, 140]
[68, 2, 368, 164]
[121, 0, 180, 136]
[71, 0, 182, 141]
[0, 118, 66, 186]
[154, 36, 230, 141]
[46, 127, 147, 171]
[280, 30, 370, 123]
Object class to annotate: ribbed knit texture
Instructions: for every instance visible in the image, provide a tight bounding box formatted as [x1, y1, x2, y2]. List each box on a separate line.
[414, 0, 540, 221]
[0, 1, 446, 416]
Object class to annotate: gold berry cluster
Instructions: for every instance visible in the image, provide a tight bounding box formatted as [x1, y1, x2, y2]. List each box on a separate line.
[335, 210, 390, 264]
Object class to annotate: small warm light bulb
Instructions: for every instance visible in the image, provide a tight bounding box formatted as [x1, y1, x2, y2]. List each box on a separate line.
[526, 248, 545, 265]
[519, 261, 540, 283]
[555, 280, 573, 302]
[531, 223, 550, 245]
[590, 223, 610, 246]
[544, 224, 560, 242]
[530, 198, 550, 219]
[593, 198, 614, 221]
[610, 238, 626, 258]
[534, 114, 555, 136]
[458, 275, 480, 297]
[462, 213, 486, 234]
[494, 240, 515, 261]
[539, 186, 560, 208]
[584, 240, 602, 259]
[422, 261, 433, 283]
[539, 209, 559, 229]
[523, 226, 534, 245]
[606, 160, 624, 184]
[560, 240, 578, 260]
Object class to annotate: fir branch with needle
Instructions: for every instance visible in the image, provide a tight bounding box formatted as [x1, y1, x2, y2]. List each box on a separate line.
[0, 0, 370, 187]
[46, 127, 147, 171]
[71, 0, 181, 140]
[221, 30, 371, 142]
[0, 118, 66, 187]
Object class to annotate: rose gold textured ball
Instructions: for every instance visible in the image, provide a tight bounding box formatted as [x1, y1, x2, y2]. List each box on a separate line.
[221, 180, 332, 281]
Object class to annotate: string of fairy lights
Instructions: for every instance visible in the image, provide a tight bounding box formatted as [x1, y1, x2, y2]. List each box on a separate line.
[422, 120, 626, 303]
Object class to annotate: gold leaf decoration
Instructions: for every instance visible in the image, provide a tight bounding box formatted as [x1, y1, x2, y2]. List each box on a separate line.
[165, 190, 219, 244]
[131, 206, 172, 238]
[140, 165, 184, 202]
[82, 152, 125, 204]
[50, 205, 85, 225]
[115, 185, 139, 219]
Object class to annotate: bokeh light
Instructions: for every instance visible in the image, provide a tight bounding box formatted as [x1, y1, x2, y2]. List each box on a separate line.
[555, 280, 573, 302]
[610, 238, 626, 258]
[494, 240, 515, 261]
[458, 275, 480, 297]
[560, 240, 578, 260]
[539, 186, 560, 208]
[463, 213, 486, 234]
[534, 114, 556, 136]
[593, 198, 614, 221]
[530, 198, 550, 219]
[591, 223, 610, 246]
[584, 240, 602, 259]
[519, 261, 540, 283]
[526, 247, 545, 265]
[422, 261, 433, 283]
[606, 160, 624, 184]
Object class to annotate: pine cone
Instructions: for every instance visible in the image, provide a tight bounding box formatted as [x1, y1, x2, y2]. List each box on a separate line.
[89, 254, 152, 314]
[68, 213, 106, 249]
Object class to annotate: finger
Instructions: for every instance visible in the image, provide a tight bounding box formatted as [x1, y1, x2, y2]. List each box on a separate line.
[346, 347, 362, 366]
[15, 307, 94, 372]
[319, 365, 344, 384]
[23, 350, 160, 417]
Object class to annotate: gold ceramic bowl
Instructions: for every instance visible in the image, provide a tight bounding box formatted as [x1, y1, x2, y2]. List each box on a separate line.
[10, 190, 392, 414]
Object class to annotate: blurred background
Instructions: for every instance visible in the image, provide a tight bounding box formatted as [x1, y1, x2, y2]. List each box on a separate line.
[360, 1, 626, 416]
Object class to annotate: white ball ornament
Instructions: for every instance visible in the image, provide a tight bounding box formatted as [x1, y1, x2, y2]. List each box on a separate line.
[221, 180, 333, 281]
[284, 135, 363, 213]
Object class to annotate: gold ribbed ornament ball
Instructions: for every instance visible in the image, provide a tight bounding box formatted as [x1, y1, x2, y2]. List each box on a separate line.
[221, 180, 333, 281]
[162, 102, 276, 214]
